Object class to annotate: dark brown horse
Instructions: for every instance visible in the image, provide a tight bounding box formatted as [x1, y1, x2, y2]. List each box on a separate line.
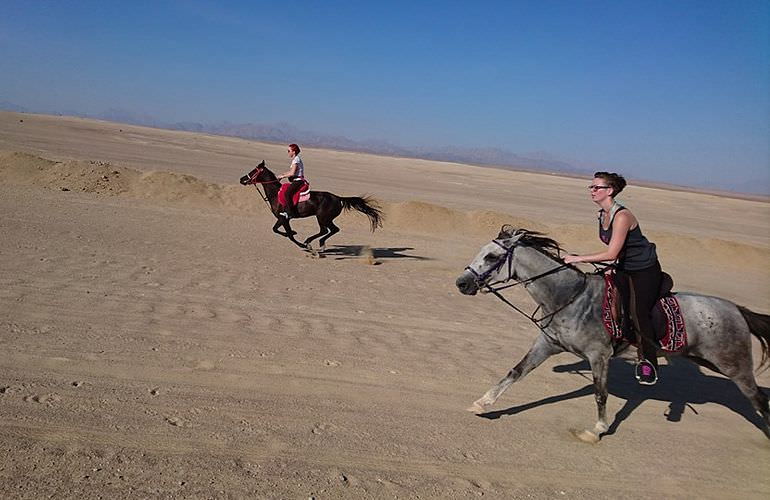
[240, 161, 383, 253]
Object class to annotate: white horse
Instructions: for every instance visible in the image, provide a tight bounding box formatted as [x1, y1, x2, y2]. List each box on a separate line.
[455, 226, 770, 442]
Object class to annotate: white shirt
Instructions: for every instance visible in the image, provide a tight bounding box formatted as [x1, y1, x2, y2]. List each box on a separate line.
[291, 154, 305, 179]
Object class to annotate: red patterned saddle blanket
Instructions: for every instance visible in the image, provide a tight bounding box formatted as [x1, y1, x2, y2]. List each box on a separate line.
[278, 181, 310, 207]
[602, 273, 687, 352]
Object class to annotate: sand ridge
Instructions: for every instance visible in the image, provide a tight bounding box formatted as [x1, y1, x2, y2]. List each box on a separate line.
[2, 148, 768, 277]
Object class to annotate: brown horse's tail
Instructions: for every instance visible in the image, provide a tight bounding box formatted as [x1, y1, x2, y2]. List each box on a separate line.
[738, 306, 770, 372]
[340, 196, 384, 232]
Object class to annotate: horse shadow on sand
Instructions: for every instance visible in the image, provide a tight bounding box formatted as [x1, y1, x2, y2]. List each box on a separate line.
[320, 245, 432, 262]
[478, 357, 770, 436]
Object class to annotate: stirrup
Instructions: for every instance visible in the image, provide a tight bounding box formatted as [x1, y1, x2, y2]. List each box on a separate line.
[635, 360, 658, 385]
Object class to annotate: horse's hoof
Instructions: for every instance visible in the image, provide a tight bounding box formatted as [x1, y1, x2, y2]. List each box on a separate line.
[466, 402, 487, 414]
[570, 428, 601, 444]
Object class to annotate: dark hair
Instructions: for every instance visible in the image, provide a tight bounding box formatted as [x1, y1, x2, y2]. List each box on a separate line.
[288, 143, 301, 154]
[593, 171, 626, 197]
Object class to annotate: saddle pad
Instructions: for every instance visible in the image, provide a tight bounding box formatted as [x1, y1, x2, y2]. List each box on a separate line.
[602, 273, 624, 340]
[278, 181, 310, 206]
[654, 296, 688, 352]
[602, 273, 687, 352]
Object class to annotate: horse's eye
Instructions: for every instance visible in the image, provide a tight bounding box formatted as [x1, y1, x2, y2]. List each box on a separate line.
[483, 253, 498, 263]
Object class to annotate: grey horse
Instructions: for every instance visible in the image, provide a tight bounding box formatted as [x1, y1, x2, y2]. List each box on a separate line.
[455, 226, 770, 442]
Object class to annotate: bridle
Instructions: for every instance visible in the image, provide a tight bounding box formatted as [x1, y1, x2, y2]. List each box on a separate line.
[465, 238, 587, 334]
[464, 240, 517, 286]
[244, 166, 281, 206]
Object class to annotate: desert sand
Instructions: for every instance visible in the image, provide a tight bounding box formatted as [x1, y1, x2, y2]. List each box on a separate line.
[1, 111, 769, 499]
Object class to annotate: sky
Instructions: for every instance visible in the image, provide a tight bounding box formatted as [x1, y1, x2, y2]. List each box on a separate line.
[1, 1, 769, 193]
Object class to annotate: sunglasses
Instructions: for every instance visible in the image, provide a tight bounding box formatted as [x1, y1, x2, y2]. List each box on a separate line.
[588, 185, 611, 191]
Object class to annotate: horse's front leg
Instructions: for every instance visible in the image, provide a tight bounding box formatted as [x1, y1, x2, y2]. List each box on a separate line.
[468, 333, 563, 413]
[272, 218, 295, 237]
[571, 350, 611, 444]
[272, 218, 306, 248]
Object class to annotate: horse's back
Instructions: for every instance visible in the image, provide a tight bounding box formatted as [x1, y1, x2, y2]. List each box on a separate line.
[676, 292, 740, 317]
[675, 292, 752, 351]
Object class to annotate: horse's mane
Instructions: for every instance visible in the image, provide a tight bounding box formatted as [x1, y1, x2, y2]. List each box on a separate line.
[497, 225, 576, 268]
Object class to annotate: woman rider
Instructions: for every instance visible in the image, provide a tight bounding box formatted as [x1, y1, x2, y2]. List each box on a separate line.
[564, 172, 662, 385]
[277, 143, 306, 219]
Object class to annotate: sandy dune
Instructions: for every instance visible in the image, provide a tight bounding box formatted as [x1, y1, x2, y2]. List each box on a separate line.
[1, 111, 769, 498]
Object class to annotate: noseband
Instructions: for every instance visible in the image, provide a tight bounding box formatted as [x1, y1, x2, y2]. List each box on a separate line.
[464, 240, 516, 287]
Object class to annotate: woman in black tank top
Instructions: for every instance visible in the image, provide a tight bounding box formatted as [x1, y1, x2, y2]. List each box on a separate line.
[564, 172, 662, 385]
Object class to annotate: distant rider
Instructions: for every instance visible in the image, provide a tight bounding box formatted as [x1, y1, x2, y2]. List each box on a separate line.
[277, 143, 305, 219]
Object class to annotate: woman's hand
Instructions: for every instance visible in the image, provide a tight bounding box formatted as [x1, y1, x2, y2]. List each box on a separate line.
[564, 254, 582, 264]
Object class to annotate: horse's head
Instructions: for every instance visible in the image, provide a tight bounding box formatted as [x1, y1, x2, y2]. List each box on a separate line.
[239, 161, 272, 185]
[456, 225, 526, 295]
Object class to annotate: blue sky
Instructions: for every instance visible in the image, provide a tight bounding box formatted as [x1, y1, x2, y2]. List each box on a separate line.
[2, 1, 768, 193]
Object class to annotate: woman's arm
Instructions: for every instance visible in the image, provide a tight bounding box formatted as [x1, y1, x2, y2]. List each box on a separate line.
[278, 160, 298, 180]
[564, 211, 633, 264]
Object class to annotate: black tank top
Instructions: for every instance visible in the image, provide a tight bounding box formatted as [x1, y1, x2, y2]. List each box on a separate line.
[599, 206, 658, 271]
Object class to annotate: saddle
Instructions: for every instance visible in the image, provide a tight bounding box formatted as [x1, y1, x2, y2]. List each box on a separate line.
[277, 181, 310, 207]
[602, 271, 687, 352]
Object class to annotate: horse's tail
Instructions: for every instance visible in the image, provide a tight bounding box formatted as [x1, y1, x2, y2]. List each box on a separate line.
[340, 196, 384, 232]
[738, 305, 770, 371]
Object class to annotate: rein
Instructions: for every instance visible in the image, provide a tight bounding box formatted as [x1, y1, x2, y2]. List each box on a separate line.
[247, 167, 282, 209]
[252, 184, 271, 206]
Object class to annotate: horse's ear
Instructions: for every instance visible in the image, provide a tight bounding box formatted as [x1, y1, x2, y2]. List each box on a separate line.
[497, 224, 516, 239]
[258, 160, 265, 167]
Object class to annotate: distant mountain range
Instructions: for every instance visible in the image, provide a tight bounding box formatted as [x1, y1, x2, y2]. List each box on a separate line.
[2, 101, 768, 197]
[0, 102, 589, 176]
[0, 101, 29, 113]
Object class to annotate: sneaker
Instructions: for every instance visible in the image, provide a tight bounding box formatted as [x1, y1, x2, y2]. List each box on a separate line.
[279, 211, 290, 219]
[635, 360, 658, 385]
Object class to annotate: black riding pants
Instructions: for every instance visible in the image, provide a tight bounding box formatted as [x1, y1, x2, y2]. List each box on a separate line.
[615, 261, 662, 366]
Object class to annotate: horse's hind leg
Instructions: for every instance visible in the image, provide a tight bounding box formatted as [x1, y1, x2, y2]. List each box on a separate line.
[303, 220, 330, 251]
[317, 221, 339, 251]
[720, 364, 770, 438]
[734, 374, 770, 438]
[468, 334, 562, 413]
[695, 334, 770, 437]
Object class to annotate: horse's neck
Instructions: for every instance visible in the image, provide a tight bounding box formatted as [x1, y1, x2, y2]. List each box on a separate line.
[516, 247, 584, 310]
[262, 171, 281, 199]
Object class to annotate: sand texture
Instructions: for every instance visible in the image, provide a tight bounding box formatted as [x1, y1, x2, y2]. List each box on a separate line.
[1, 112, 769, 499]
